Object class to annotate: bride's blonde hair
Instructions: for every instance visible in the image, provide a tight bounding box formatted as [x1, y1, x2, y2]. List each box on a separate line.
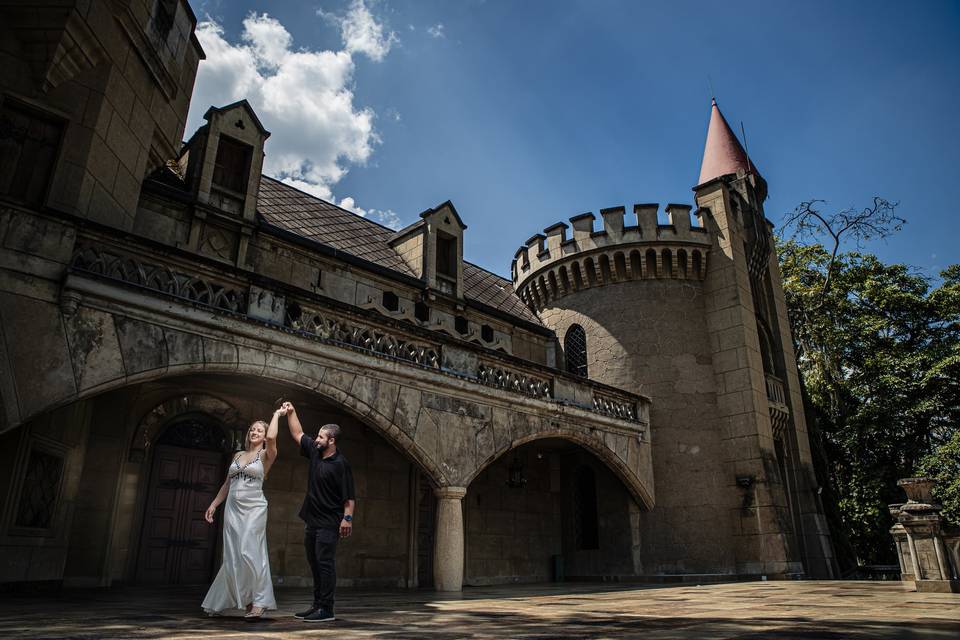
[244, 420, 269, 451]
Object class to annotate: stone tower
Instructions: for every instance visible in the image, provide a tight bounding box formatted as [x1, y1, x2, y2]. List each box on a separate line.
[511, 99, 836, 578]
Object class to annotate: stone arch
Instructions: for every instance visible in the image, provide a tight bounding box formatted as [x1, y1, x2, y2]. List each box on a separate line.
[529, 282, 543, 310]
[692, 250, 703, 279]
[661, 248, 673, 278]
[14, 352, 448, 487]
[129, 393, 243, 462]
[645, 249, 657, 278]
[571, 261, 585, 289]
[558, 265, 571, 293]
[629, 250, 642, 279]
[585, 257, 599, 286]
[537, 275, 550, 304]
[547, 271, 560, 298]
[676, 249, 688, 279]
[613, 252, 627, 281]
[598, 254, 613, 284]
[464, 428, 653, 510]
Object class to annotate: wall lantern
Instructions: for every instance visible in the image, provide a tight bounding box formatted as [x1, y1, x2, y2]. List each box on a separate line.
[507, 456, 527, 489]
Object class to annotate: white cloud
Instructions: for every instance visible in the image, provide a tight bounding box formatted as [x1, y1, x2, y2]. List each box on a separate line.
[427, 23, 446, 39]
[337, 196, 402, 230]
[187, 6, 401, 226]
[319, 0, 398, 62]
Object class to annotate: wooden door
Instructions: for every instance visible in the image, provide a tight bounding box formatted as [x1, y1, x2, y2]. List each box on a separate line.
[136, 445, 224, 584]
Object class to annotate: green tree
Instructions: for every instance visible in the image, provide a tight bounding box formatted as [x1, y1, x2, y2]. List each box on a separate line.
[918, 429, 960, 525]
[777, 205, 960, 568]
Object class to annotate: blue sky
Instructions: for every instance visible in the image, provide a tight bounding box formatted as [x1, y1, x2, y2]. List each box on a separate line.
[188, 0, 960, 278]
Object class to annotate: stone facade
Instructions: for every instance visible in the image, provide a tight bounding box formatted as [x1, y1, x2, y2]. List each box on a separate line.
[0, 0, 831, 593]
[511, 175, 836, 578]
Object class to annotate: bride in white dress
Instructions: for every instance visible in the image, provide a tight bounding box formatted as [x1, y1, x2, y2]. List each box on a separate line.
[201, 407, 285, 619]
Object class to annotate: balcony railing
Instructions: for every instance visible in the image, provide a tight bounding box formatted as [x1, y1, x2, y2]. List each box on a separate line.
[765, 374, 786, 406]
[68, 236, 648, 427]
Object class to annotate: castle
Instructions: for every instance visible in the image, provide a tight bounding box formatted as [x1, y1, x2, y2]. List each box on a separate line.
[0, 0, 834, 590]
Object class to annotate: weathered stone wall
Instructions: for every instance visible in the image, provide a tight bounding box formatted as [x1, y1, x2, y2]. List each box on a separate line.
[540, 279, 737, 574]
[560, 450, 640, 578]
[465, 446, 562, 585]
[63, 389, 133, 586]
[0, 402, 91, 585]
[0, 1, 202, 228]
[694, 181, 802, 576]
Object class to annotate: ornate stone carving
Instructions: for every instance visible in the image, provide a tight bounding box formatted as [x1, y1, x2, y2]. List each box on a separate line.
[592, 393, 639, 422]
[477, 362, 552, 399]
[286, 305, 441, 369]
[70, 244, 246, 313]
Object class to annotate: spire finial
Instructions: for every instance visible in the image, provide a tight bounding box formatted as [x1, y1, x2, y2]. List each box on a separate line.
[697, 98, 760, 186]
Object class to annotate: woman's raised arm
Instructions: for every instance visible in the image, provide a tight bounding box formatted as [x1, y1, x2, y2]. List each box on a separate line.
[264, 408, 282, 466]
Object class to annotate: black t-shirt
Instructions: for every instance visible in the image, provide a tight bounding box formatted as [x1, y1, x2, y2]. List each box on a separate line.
[299, 434, 356, 530]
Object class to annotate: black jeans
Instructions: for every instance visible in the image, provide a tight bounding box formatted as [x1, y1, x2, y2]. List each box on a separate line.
[304, 526, 339, 610]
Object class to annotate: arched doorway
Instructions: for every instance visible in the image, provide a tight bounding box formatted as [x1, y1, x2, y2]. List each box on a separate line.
[134, 416, 231, 585]
[464, 438, 641, 585]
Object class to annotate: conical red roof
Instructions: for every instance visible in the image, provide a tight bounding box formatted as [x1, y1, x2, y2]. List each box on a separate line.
[697, 98, 759, 185]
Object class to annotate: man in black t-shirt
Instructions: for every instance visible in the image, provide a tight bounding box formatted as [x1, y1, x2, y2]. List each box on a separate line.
[282, 402, 355, 623]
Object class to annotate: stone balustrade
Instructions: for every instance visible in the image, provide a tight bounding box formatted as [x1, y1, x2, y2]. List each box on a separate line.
[889, 477, 960, 593]
[68, 234, 650, 432]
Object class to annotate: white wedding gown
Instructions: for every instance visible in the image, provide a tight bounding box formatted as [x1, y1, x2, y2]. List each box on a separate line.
[201, 451, 277, 613]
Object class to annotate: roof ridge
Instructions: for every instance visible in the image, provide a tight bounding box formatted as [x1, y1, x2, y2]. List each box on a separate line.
[263, 176, 514, 285]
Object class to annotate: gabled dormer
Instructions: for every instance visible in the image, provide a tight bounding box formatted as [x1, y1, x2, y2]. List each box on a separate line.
[181, 100, 270, 220]
[389, 200, 466, 298]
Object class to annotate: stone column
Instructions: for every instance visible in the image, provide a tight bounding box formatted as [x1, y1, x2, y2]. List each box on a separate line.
[433, 486, 467, 592]
[893, 478, 960, 593]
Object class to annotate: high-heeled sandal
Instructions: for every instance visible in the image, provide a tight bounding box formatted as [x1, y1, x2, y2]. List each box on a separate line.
[244, 606, 265, 620]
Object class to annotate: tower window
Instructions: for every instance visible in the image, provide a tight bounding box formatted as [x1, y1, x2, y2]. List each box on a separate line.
[212, 135, 252, 194]
[564, 324, 588, 377]
[455, 315, 469, 335]
[481, 324, 494, 343]
[436, 232, 457, 279]
[0, 101, 63, 207]
[415, 301, 430, 322]
[382, 291, 399, 312]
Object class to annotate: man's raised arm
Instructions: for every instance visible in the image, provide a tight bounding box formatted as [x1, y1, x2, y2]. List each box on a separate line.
[283, 401, 304, 445]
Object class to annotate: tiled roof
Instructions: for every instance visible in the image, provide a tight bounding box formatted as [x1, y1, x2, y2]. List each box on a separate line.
[257, 177, 541, 325]
[257, 177, 414, 275]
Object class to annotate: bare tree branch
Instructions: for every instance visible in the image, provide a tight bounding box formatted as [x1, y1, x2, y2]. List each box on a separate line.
[781, 198, 904, 307]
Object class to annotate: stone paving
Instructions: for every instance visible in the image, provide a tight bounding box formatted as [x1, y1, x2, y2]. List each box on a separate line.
[0, 581, 958, 639]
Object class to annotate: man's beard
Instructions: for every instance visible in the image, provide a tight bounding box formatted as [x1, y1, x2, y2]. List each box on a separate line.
[315, 441, 327, 451]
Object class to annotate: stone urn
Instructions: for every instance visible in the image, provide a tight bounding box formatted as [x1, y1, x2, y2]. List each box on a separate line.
[898, 477, 938, 505]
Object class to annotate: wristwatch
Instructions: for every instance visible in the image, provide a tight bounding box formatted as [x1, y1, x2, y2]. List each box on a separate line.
[344, 515, 353, 522]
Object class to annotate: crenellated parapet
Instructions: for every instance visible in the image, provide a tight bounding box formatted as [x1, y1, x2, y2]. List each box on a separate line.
[511, 203, 712, 313]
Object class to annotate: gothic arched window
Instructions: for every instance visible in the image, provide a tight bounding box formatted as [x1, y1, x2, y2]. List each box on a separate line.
[565, 324, 588, 378]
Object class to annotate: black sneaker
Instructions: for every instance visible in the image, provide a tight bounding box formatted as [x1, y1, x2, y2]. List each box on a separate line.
[303, 608, 335, 623]
[294, 606, 318, 619]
